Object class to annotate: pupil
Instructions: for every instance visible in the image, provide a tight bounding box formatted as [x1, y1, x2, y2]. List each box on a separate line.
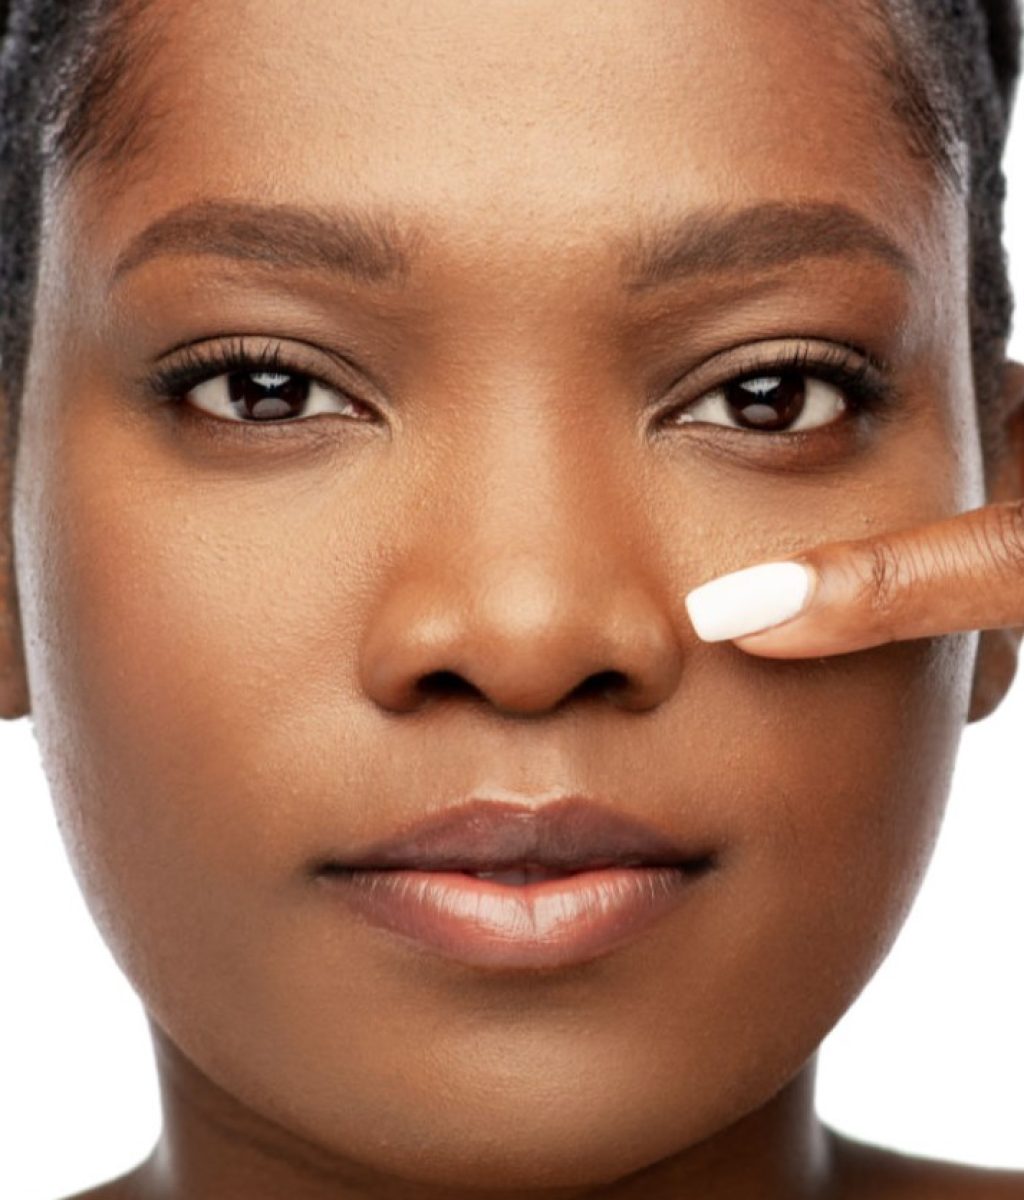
[723, 371, 806, 430]
[228, 370, 311, 420]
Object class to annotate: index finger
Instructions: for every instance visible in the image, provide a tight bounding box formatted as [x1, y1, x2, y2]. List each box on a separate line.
[683, 500, 1024, 657]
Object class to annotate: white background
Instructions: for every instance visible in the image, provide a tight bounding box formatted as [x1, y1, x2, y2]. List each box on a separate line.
[3, 90, 1024, 1200]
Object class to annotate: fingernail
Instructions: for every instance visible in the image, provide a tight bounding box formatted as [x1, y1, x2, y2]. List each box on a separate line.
[684, 561, 815, 642]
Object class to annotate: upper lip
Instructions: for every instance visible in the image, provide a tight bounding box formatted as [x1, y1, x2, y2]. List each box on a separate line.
[319, 795, 713, 872]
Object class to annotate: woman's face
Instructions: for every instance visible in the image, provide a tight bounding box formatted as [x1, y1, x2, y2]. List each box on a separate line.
[7, 0, 1002, 1192]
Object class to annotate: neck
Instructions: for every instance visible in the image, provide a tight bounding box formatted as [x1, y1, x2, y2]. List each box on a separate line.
[129, 1021, 839, 1200]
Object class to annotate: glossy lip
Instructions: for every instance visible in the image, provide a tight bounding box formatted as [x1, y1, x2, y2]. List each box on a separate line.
[312, 795, 718, 969]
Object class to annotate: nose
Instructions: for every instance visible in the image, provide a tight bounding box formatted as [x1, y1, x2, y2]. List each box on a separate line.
[358, 462, 684, 719]
[360, 558, 683, 716]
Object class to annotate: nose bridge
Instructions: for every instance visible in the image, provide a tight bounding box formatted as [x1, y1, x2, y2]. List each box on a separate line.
[455, 392, 627, 561]
[358, 397, 685, 716]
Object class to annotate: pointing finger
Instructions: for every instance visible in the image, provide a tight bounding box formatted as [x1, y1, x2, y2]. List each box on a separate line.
[683, 500, 1024, 657]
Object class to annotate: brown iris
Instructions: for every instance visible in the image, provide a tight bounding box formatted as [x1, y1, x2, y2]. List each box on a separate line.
[723, 371, 807, 431]
[227, 370, 311, 421]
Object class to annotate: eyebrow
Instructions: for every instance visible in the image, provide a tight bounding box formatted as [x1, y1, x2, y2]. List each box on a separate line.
[622, 200, 915, 290]
[111, 198, 417, 283]
[110, 197, 914, 291]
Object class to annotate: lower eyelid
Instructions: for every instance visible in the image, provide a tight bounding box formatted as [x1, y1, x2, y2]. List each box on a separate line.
[173, 399, 332, 447]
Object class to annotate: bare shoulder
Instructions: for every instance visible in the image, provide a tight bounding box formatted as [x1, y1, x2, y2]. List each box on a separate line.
[54, 1166, 145, 1200]
[54, 1185, 134, 1200]
[832, 1130, 1024, 1199]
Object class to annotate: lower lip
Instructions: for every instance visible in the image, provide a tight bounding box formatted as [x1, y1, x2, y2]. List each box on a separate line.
[318, 864, 706, 969]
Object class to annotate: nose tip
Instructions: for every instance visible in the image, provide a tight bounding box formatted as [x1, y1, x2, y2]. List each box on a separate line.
[359, 571, 683, 717]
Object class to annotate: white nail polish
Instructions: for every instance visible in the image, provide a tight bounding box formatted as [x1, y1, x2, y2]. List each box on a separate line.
[684, 561, 814, 642]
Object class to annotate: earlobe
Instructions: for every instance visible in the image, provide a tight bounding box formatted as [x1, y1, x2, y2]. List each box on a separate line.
[0, 406, 30, 721]
[968, 360, 1024, 724]
[1003, 359, 1024, 432]
[0, 539, 29, 720]
[985, 359, 1024, 504]
[968, 625, 1021, 723]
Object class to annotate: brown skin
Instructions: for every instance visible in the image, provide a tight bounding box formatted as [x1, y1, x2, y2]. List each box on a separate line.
[1, 1, 1024, 1197]
[704, 362, 1024, 669]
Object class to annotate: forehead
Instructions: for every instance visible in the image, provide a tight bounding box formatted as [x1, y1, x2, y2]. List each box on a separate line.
[56, 0, 955, 283]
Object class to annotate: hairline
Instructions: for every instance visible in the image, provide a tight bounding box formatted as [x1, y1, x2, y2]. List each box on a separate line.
[47, 1, 968, 198]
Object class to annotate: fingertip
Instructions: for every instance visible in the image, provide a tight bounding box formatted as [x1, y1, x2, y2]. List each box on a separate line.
[684, 560, 816, 643]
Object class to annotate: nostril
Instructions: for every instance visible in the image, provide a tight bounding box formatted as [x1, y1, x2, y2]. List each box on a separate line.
[417, 670, 479, 700]
[570, 670, 629, 702]
[416, 668, 632, 708]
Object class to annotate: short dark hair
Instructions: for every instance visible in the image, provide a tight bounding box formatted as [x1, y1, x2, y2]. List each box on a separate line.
[0, 0, 1021, 467]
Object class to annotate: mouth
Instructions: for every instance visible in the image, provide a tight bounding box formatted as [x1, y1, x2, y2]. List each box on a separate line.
[319, 857, 715, 884]
[313, 795, 718, 969]
[413, 863, 675, 884]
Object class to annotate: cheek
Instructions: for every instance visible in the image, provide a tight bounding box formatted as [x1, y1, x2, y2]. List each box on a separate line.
[699, 633, 971, 1017]
[11, 406, 331, 954]
[644, 421, 978, 1072]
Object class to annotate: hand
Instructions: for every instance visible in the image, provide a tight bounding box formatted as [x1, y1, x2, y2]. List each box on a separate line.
[683, 499, 1024, 659]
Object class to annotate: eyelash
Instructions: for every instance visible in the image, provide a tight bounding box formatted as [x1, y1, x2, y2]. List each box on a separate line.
[146, 338, 894, 437]
[656, 342, 894, 435]
[147, 338, 371, 427]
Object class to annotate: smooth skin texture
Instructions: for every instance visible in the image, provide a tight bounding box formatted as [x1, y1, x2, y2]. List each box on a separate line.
[688, 454, 1024, 681]
[2, 1, 1024, 1198]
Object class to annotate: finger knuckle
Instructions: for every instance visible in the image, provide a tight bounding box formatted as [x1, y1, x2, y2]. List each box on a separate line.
[863, 539, 903, 631]
[989, 499, 1024, 577]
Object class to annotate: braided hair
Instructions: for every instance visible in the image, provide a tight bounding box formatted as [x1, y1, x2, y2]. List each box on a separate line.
[0, 0, 1021, 467]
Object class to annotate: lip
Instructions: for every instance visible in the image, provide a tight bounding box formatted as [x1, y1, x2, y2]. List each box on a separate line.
[313, 796, 717, 969]
[314, 795, 709, 871]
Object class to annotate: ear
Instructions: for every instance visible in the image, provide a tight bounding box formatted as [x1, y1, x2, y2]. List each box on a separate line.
[969, 359, 1024, 723]
[0, 392, 29, 721]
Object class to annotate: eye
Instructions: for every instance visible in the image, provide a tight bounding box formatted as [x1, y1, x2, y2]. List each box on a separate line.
[146, 338, 378, 427]
[187, 367, 369, 424]
[665, 368, 847, 434]
[656, 339, 898, 440]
